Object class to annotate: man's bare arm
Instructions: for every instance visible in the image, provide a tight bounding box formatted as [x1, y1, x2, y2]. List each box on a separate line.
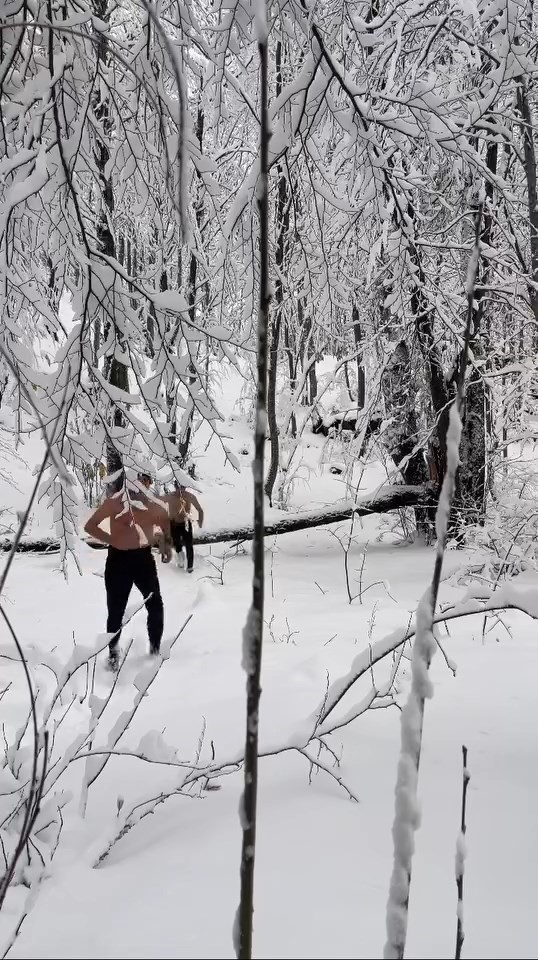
[189, 494, 204, 527]
[154, 504, 171, 539]
[84, 499, 115, 546]
[154, 505, 173, 560]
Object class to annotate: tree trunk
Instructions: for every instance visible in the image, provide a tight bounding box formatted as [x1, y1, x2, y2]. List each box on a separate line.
[352, 305, 365, 412]
[517, 79, 538, 334]
[264, 38, 289, 504]
[236, 15, 271, 959]
[178, 90, 205, 468]
[456, 145, 497, 526]
[308, 357, 318, 406]
[93, 0, 128, 493]
[381, 340, 431, 536]
[284, 317, 297, 437]
[408, 227, 451, 486]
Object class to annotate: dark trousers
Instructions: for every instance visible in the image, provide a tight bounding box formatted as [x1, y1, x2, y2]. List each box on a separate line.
[170, 520, 194, 570]
[105, 546, 163, 652]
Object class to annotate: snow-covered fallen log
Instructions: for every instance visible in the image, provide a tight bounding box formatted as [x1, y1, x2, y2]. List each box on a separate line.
[0, 536, 60, 553]
[0, 484, 434, 553]
[190, 484, 434, 545]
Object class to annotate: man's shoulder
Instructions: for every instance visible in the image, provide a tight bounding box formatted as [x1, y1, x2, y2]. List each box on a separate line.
[100, 495, 121, 515]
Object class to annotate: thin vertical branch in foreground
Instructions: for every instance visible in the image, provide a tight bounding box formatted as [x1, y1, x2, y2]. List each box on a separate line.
[234, 4, 271, 958]
[384, 207, 482, 960]
[455, 745, 470, 960]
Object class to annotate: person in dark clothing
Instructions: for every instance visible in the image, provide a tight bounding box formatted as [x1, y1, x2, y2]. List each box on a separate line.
[104, 545, 164, 660]
[84, 473, 172, 669]
[170, 518, 194, 572]
[163, 485, 204, 573]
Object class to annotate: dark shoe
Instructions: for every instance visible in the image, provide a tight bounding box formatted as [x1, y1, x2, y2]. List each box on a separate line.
[107, 649, 120, 672]
[187, 566, 193, 573]
[149, 644, 160, 656]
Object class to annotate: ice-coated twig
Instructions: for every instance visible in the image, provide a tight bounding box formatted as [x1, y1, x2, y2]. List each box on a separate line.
[298, 747, 359, 803]
[0, 363, 73, 910]
[93, 669, 391, 868]
[315, 735, 341, 767]
[384, 207, 482, 960]
[0, 605, 49, 913]
[41, 598, 148, 728]
[1, 804, 64, 959]
[312, 583, 538, 735]
[93, 786, 200, 869]
[455, 745, 470, 960]
[78, 638, 135, 816]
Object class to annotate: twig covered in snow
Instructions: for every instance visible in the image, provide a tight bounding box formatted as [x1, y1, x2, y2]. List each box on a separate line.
[312, 581, 538, 734]
[84, 616, 192, 792]
[298, 747, 359, 803]
[384, 207, 482, 960]
[92, 667, 398, 867]
[0, 599, 192, 933]
[455, 745, 470, 960]
[0, 369, 71, 912]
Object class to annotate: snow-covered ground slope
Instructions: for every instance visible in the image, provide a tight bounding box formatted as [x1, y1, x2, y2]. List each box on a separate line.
[1, 365, 537, 959]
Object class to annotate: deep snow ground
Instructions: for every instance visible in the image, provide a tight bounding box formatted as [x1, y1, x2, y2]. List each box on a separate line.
[1, 528, 538, 959]
[0, 361, 537, 959]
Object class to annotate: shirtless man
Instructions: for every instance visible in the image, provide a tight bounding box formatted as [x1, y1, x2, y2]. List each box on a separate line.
[84, 473, 172, 669]
[163, 484, 204, 573]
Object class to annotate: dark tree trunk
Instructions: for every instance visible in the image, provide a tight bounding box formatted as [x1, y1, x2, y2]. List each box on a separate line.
[352, 305, 365, 411]
[298, 300, 317, 406]
[178, 93, 205, 468]
[93, 0, 128, 493]
[284, 318, 297, 437]
[264, 38, 289, 505]
[236, 21, 271, 960]
[308, 356, 318, 406]
[456, 144, 497, 526]
[408, 231, 451, 487]
[517, 80, 538, 336]
[382, 340, 431, 537]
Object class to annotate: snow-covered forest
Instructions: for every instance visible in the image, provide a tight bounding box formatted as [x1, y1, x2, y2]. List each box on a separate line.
[1, 0, 538, 956]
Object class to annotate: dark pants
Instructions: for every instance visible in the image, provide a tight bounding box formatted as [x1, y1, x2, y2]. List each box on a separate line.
[105, 546, 163, 653]
[171, 520, 194, 570]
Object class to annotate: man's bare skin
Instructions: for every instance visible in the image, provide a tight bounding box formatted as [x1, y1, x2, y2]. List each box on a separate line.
[164, 487, 204, 527]
[84, 490, 172, 555]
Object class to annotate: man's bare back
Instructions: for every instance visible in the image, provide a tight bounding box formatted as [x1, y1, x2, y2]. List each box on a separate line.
[84, 493, 171, 551]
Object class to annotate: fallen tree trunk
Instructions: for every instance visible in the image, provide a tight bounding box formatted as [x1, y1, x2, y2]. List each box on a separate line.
[0, 484, 434, 554]
[191, 483, 433, 545]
